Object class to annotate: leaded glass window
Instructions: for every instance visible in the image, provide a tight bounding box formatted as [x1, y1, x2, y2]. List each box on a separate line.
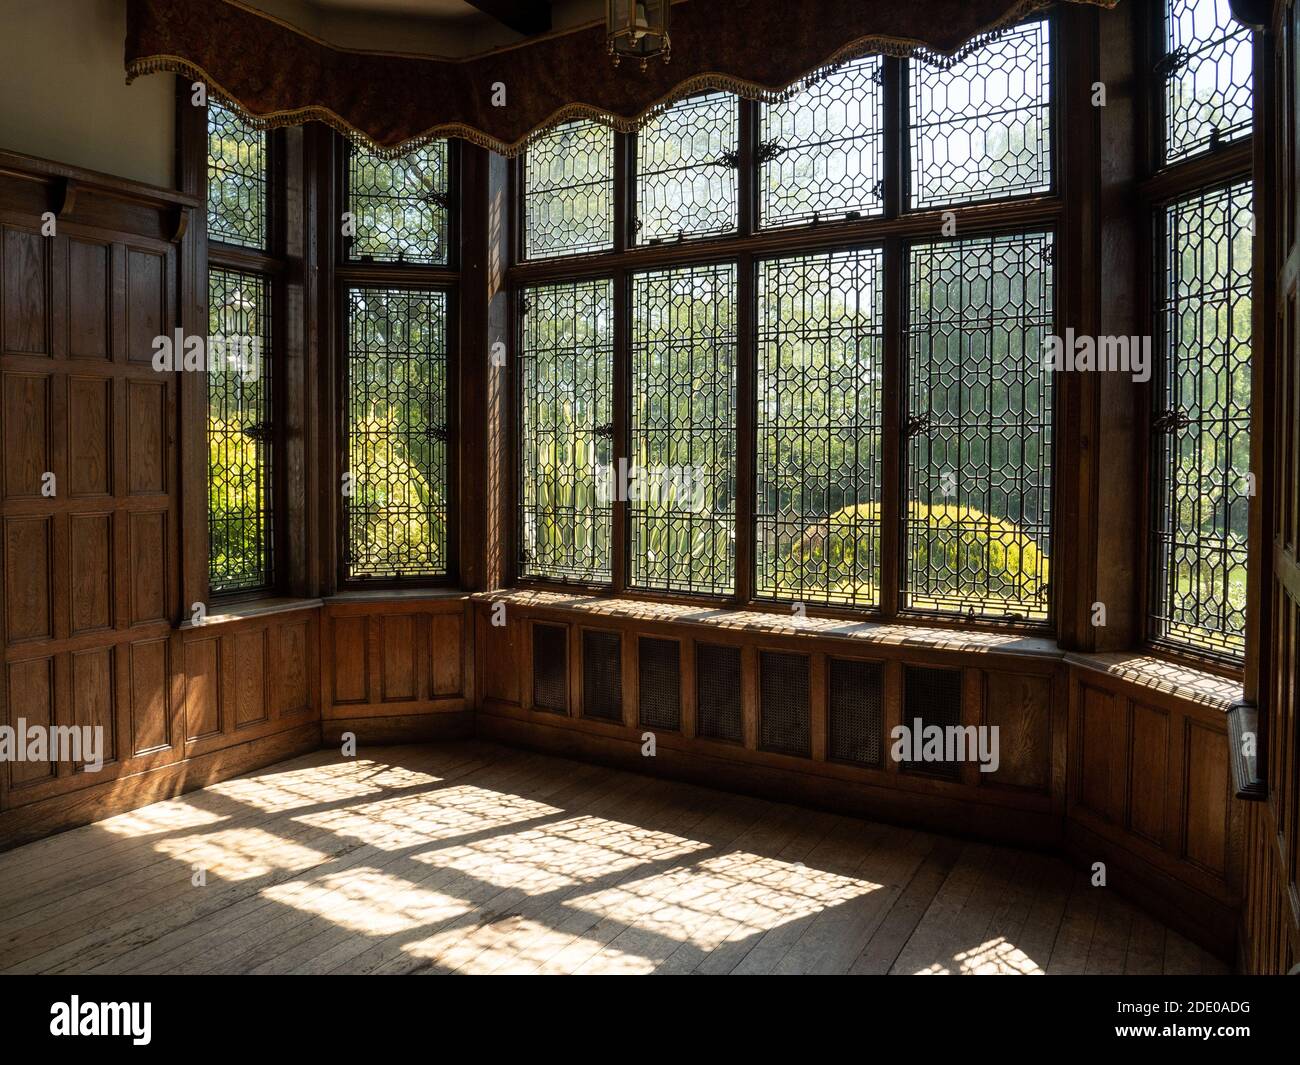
[759, 56, 885, 227]
[756, 248, 884, 607]
[1150, 181, 1253, 658]
[519, 278, 614, 582]
[347, 141, 451, 265]
[909, 19, 1052, 209]
[344, 287, 450, 579]
[207, 100, 267, 249]
[904, 231, 1054, 620]
[629, 263, 737, 595]
[208, 267, 272, 593]
[1162, 0, 1254, 164]
[634, 94, 738, 244]
[523, 120, 615, 259]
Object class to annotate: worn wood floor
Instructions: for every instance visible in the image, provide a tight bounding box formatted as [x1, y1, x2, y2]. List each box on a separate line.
[0, 742, 1228, 975]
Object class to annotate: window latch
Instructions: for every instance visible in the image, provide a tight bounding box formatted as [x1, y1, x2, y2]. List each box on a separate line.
[710, 150, 742, 170]
[1153, 407, 1192, 433]
[904, 414, 932, 437]
[755, 140, 787, 165]
[241, 422, 272, 442]
[593, 423, 615, 439]
[1154, 45, 1189, 77]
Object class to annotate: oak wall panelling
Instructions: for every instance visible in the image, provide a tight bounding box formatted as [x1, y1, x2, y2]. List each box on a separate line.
[320, 595, 473, 744]
[0, 151, 321, 848]
[1239, 0, 1300, 975]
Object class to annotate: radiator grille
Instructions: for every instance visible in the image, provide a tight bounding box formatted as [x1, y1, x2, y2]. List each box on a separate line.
[759, 651, 811, 757]
[901, 664, 962, 779]
[697, 643, 743, 742]
[638, 637, 681, 731]
[582, 629, 623, 722]
[828, 658, 884, 767]
[531, 623, 568, 713]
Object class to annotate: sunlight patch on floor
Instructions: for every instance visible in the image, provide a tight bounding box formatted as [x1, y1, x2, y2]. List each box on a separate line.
[261, 867, 471, 935]
[96, 801, 227, 838]
[554, 850, 880, 970]
[911, 937, 1044, 975]
[295, 785, 564, 851]
[153, 827, 330, 880]
[207, 759, 447, 813]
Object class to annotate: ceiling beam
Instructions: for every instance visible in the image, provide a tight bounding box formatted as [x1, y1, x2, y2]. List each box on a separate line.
[464, 1, 552, 36]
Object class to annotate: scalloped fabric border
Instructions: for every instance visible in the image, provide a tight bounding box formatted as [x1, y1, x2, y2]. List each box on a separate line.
[126, 0, 1117, 159]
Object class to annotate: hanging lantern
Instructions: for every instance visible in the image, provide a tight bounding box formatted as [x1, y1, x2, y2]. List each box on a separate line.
[606, 0, 671, 70]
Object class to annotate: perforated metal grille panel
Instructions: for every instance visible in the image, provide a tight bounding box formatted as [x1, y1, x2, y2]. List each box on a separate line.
[582, 629, 623, 722]
[828, 658, 884, 767]
[902, 665, 962, 779]
[638, 638, 681, 731]
[696, 643, 742, 743]
[760, 652, 811, 757]
[532, 623, 568, 713]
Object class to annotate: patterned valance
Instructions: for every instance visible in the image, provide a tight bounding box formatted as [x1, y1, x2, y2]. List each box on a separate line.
[126, 0, 1117, 157]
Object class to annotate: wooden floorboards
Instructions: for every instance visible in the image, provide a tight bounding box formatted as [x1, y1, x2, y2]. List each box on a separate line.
[0, 741, 1229, 975]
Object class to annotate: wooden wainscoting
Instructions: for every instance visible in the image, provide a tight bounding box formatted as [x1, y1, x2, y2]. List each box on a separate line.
[321, 594, 473, 744]
[473, 591, 1068, 849]
[0, 156, 321, 850]
[1062, 656, 1244, 959]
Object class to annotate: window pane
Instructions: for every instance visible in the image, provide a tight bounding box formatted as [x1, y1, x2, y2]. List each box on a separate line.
[1164, 0, 1254, 164]
[344, 288, 449, 579]
[630, 263, 737, 595]
[756, 248, 884, 607]
[207, 101, 267, 249]
[909, 19, 1052, 209]
[519, 278, 614, 582]
[523, 120, 614, 259]
[635, 94, 738, 244]
[348, 141, 450, 265]
[1151, 181, 1252, 658]
[905, 231, 1054, 620]
[760, 56, 885, 227]
[208, 267, 272, 593]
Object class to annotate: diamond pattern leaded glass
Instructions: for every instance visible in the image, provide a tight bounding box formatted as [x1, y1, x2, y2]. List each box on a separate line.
[208, 267, 272, 593]
[760, 56, 885, 228]
[1151, 181, 1253, 659]
[629, 263, 737, 595]
[1163, 0, 1254, 164]
[519, 278, 614, 583]
[207, 101, 267, 249]
[348, 141, 450, 265]
[909, 19, 1052, 209]
[756, 248, 885, 607]
[635, 93, 738, 244]
[523, 120, 615, 259]
[344, 287, 449, 579]
[904, 231, 1054, 620]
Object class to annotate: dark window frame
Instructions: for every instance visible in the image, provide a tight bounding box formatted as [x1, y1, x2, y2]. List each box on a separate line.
[507, 16, 1067, 635]
[1140, 0, 1257, 674]
[204, 101, 289, 603]
[334, 136, 462, 589]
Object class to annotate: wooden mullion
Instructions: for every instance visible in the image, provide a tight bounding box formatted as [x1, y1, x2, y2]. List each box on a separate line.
[612, 265, 629, 595]
[880, 56, 905, 621]
[881, 234, 903, 622]
[736, 250, 755, 604]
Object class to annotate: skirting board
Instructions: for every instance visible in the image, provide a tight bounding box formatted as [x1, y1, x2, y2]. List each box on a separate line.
[0, 723, 323, 852]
